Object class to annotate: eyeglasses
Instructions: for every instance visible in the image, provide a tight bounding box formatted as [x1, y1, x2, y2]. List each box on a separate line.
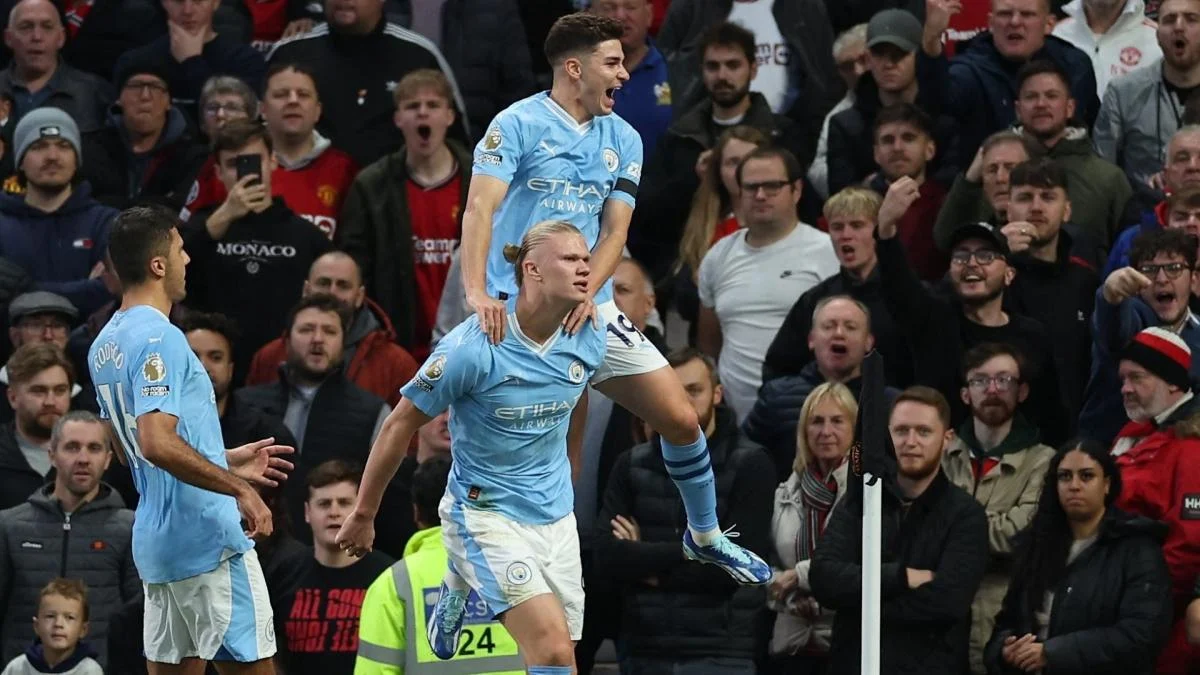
[202, 102, 248, 117]
[966, 374, 1019, 391]
[742, 180, 790, 197]
[950, 249, 1003, 266]
[124, 81, 168, 96]
[1137, 262, 1191, 279]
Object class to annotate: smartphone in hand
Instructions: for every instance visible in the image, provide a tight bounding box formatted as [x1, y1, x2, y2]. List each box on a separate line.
[234, 154, 263, 186]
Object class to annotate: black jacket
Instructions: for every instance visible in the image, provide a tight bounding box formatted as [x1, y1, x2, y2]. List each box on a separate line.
[826, 73, 960, 195]
[113, 32, 266, 107]
[630, 92, 791, 279]
[80, 107, 208, 211]
[763, 265, 913, 388]
[393, 0, 535, 133]
[0, 61, 115, 134]
[594, 406, 774, 660]
[0, 423, 42, 511]
[1004, 227, 1101, 431]
[875, 235, 1069, 445]
[182, 199, 332, 373]
[657, 0, 841, 169]
[337, 141, 471, 351]
[811, 471, 989, 675]
[219, 394, 296, 452]
[984, 510, 1172, 675]
[267, 19, 470, 167]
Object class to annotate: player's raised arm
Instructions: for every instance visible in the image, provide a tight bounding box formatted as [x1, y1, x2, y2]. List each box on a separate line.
[461, 173, 510, 344]
[137, 412, 272, 537]
[338, 399, 432, 557]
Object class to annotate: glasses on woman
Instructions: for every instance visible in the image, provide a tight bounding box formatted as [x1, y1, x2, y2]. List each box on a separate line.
[203, 102, 248, 118]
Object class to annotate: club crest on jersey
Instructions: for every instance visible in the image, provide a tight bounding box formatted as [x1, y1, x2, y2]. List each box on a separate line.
[143, 353, 166, 384]
[317, 184, 338, 207]
[484, 126, 503, 151]
[424, 355, 447, 381]
[603, 148, 619, 173]
[568, 360, 585, 384]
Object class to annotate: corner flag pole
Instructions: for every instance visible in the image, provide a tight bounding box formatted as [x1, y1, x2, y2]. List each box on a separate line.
[855, 351, 887, 675]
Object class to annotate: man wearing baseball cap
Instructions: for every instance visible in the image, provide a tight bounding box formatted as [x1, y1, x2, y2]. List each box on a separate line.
[0, 290, 94, 423]
[1111, 326, 1200, 673]
[827, 8, 958, 195]
[0, 107, 116, 317]
[876, 179, 1069, 443]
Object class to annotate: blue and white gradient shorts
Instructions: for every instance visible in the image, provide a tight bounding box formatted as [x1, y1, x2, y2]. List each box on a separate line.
[439, 493, 585, 640]
[142, 549, 276, 664]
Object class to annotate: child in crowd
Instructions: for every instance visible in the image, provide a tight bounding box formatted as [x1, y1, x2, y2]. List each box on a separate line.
[1, 579, 102, 675]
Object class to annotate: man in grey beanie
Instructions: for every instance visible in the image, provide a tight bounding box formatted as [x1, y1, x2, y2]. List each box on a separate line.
[0, 106, 116, 317]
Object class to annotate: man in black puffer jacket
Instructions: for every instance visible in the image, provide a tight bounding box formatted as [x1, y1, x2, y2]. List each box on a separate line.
[594, 348, 774, 672]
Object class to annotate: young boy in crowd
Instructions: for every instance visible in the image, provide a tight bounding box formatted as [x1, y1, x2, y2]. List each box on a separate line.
[1, 579, 102, 675]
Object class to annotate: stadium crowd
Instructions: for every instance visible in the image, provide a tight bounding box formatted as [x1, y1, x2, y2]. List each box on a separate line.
[4, 0, 1200, 672]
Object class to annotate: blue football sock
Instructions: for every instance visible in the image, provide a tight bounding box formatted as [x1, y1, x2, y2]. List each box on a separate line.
[661, 428, 719, 535]
[528, 667, 572, 674]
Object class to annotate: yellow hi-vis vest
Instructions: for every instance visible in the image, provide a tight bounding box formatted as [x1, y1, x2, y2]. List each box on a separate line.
[354, 527, 524, 675]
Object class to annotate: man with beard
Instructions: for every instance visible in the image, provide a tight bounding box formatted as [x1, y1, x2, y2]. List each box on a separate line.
[877, 179, 1068, 443]
[1109, 327, 1200, 673]
[589, 0, 672, 157]
[631, 21, 798, 278]
[934, 130, 1040, 243]
[595, 348, 775, 673]
[765, 187, 912, 388]
[1106, 125, 1200, 274]
[1053, 0, 1161, 96]
[1081, 227, 1200, 443]
[338, 69, 470, 360]
[245, 251, 418, 406]
[1095, 0, 1200, 206]
[999, 158, 1102, 424]
[747, 295, 901, 480]
[0, 410, 138, 670]
[1013, 59, 1132, 244]
[180, 311, 294, 452]
[828, 9, 958, 196]
[0, 342, 71, 509]
[811, 386, 988, 675]
[941, 343, 1056, 675]
[233, 293, 409, 556]
[866, 103, 949, 281]
[0, 108, 115, 317]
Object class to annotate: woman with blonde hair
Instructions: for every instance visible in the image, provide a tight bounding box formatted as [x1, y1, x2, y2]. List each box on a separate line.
[767, 381, 858, 673]
[669, 125, 769, 343]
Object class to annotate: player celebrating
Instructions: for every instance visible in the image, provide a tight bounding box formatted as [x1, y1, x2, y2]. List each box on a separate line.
[89, 206, 292, 675]
[338, 221, 605, 673]
[463, 8, 768, 593]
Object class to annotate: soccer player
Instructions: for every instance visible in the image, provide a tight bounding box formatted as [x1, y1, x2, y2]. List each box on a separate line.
[337, 221, 605, 673]
[88, 205, 293, 675]
[463, 9, 768, 590]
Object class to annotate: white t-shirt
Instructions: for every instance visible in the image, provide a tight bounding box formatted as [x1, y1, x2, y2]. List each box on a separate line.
[727, 0, 792, 113]
[698, 223, 839, 422]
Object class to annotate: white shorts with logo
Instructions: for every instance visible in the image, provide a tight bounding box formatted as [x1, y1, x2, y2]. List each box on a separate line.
[592, 299, 669, 384]
[439, 494, 585, 640]
[143, 549, 276, 664]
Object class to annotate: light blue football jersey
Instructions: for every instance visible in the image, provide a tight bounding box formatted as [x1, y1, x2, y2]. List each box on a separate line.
[89, 305, 251, 584]
[400, 308, 606, 524]
[473, 91, 644, 305]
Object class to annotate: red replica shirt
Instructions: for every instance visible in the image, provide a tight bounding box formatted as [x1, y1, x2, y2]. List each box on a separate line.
[406, 172, 463, 361]
[181, 146, 358, 240]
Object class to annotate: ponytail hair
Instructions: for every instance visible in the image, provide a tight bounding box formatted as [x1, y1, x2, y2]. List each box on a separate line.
[504, 220, 584, 287]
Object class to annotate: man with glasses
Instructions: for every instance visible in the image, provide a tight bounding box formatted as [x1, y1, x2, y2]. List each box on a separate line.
[180, 75, 259, 221]
[0, 108, 116, 317]
[876, 181, 1067, 443]
[1082, 228, 1200, 444]
[81, 63, 207, 210]
[941, 342, 1055, 675]
[0, 291, 96, 421]
[697, 146, 838, 421]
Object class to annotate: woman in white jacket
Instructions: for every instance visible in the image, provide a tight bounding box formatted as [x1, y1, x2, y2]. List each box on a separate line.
[767, 381, 857, 673]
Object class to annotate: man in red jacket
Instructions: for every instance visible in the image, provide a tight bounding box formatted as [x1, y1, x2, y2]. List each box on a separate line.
[245, 251, 416, 407]
[1111, 326, 1200, 673]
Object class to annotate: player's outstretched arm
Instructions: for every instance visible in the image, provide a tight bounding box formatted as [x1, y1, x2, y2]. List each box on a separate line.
[461, 174, 511, 345]
[564, 200, 634, 335]
[339, 398, 433, 557]
[136, 412, 273, 537]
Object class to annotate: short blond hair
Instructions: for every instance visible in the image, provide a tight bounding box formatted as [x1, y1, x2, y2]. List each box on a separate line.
[794, 382, 858, 475]
[40, 578, 89, 621]
[502, 220, 584, 287]
[392, 69, 454, 108]
[823, 187, 881, 223]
